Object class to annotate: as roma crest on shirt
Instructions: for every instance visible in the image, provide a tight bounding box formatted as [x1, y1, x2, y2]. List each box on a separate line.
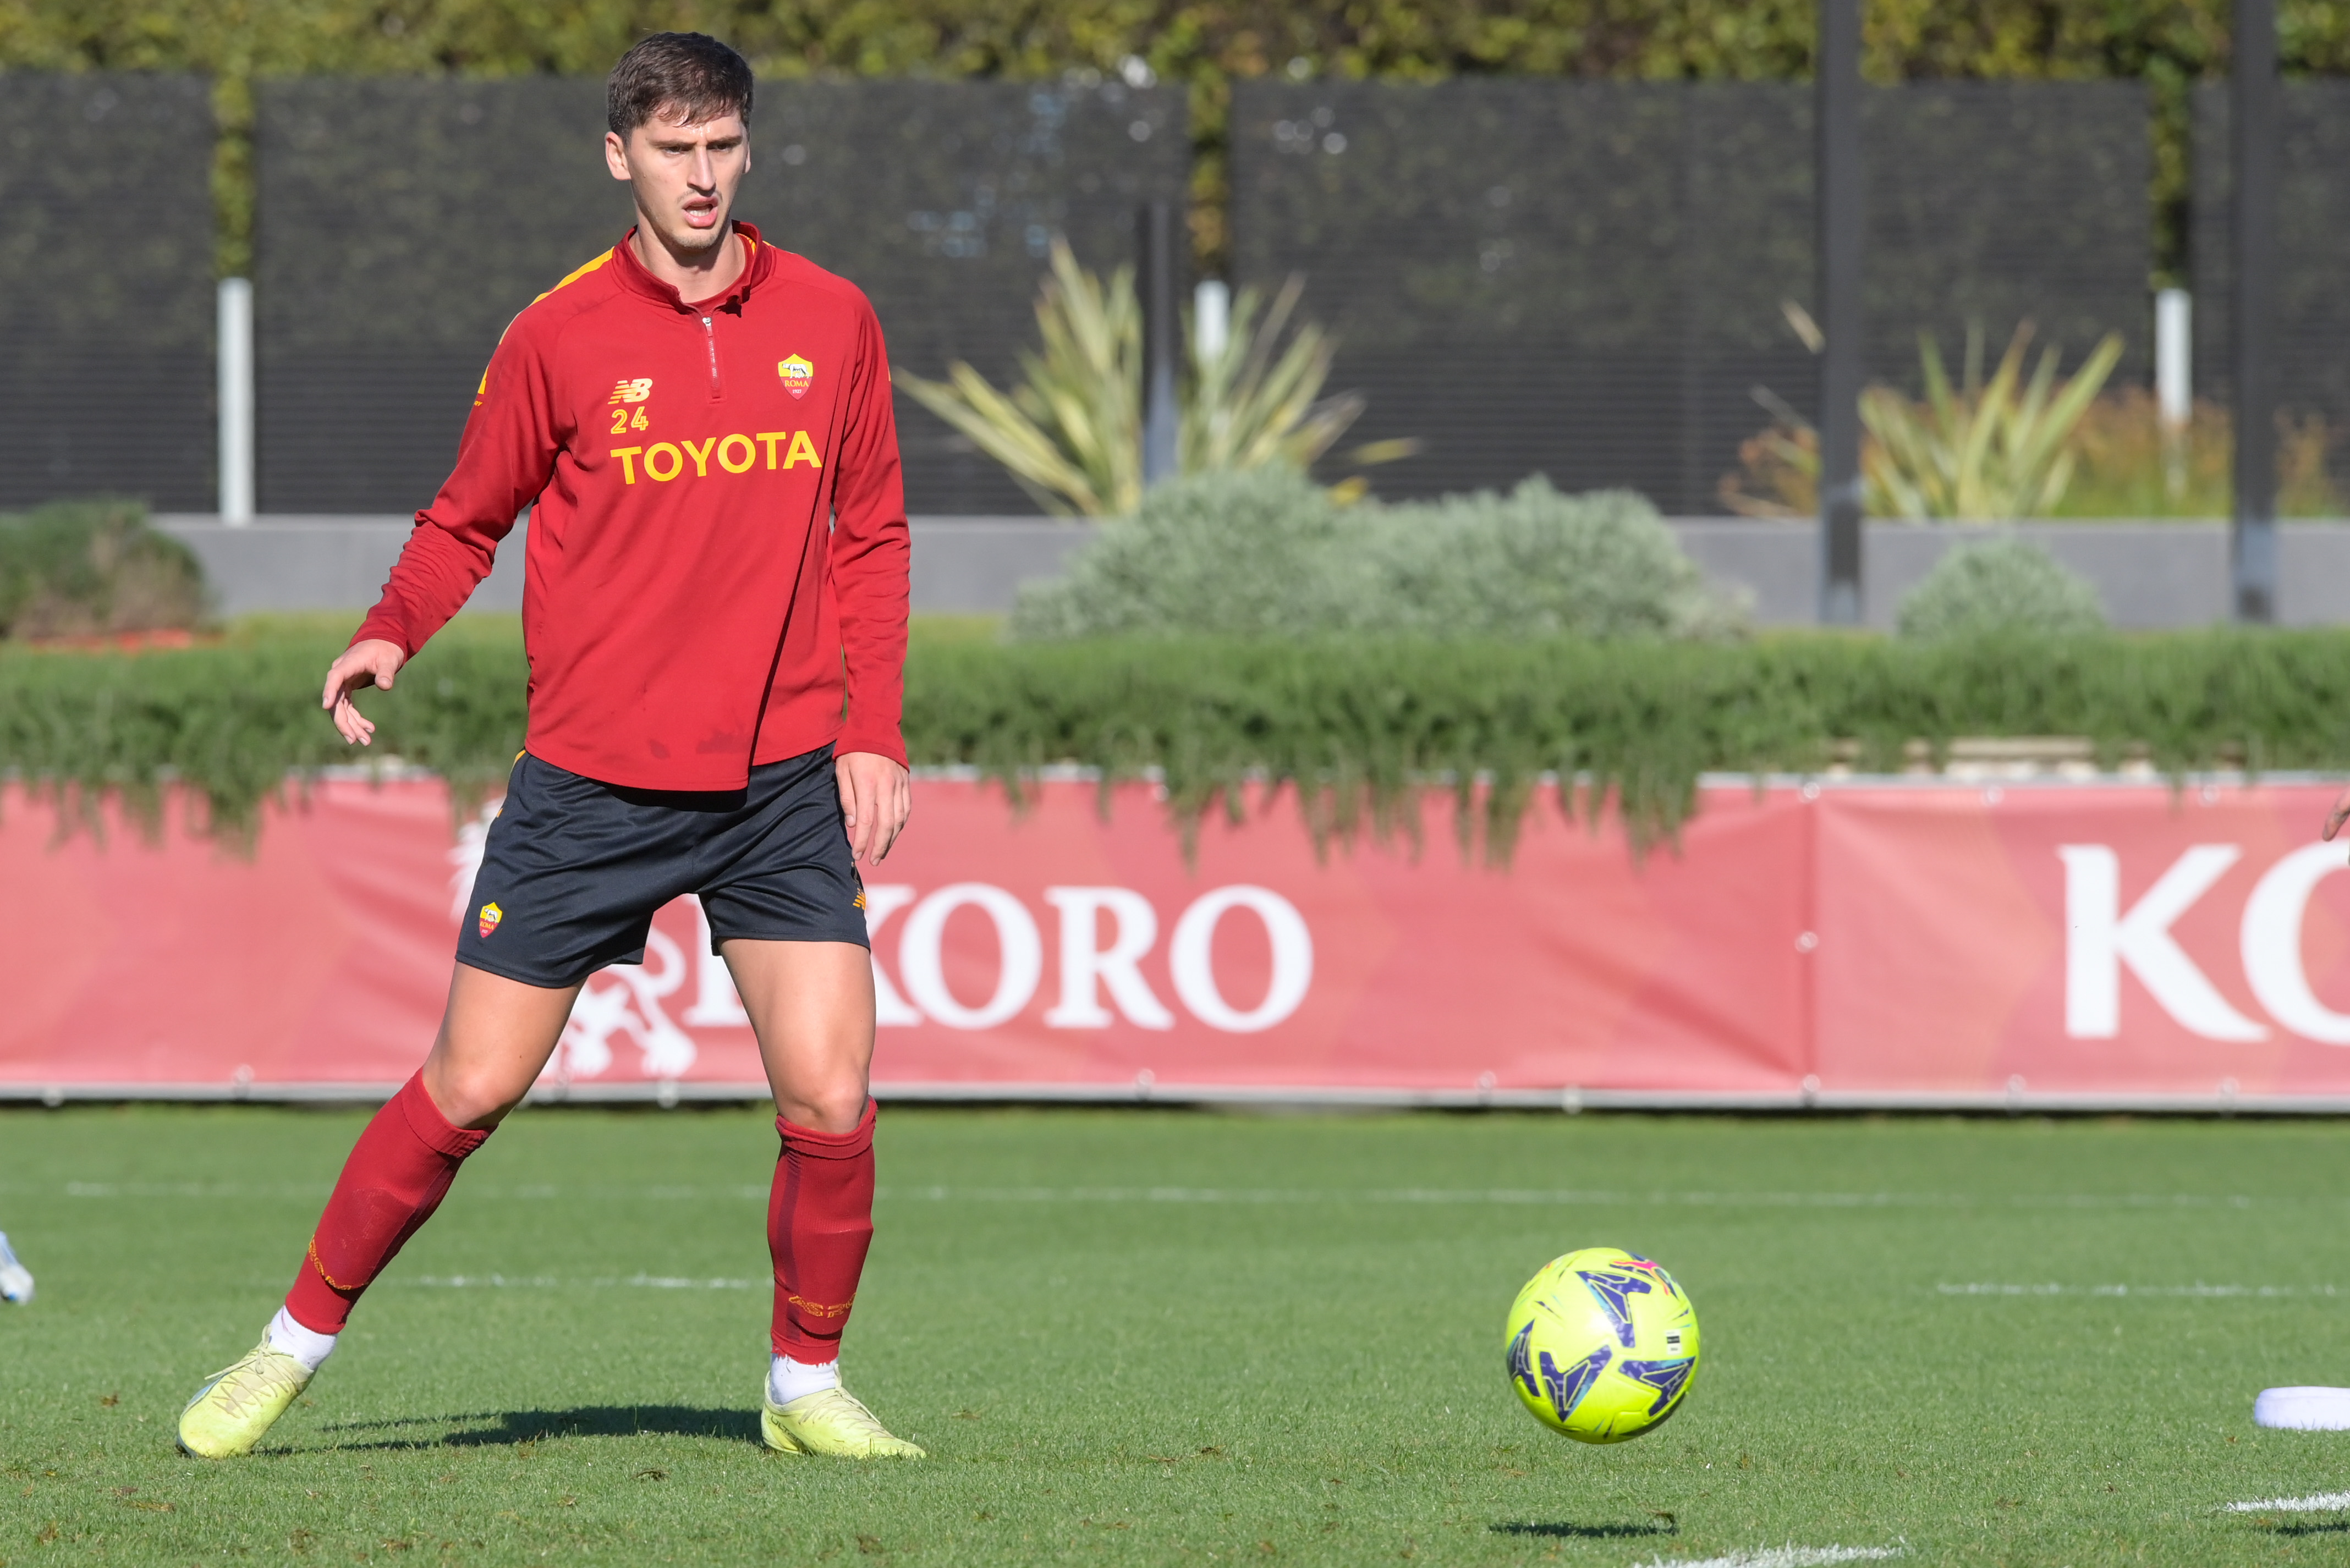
[777, 355, 815, 399]
[477, 901, 504, 939]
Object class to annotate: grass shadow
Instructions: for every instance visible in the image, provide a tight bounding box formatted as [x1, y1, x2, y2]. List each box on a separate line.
[312, 1406, 762, 1450]
[2266, 1521, 2350, 1537]
[1490, 1521, 1677, 1540]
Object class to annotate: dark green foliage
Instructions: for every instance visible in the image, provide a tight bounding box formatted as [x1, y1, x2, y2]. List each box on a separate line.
[0, 500, 210, 640]
[1896, 538, 2109, 639]
[904, 629, 2350, 856]
[1013, 471, 1738, 642]
[0, 618, 528, 840]
[7, 621, 2348, 854]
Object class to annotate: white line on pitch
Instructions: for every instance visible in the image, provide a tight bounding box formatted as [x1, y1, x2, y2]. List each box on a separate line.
[2224, 1492, 2350, 1513]
[1940, 1283, 2337, 1298]
[1633, 1547, 1903, 1568]
[402, 1274, 761, 1290]
[877, 1185, 2271, 1210]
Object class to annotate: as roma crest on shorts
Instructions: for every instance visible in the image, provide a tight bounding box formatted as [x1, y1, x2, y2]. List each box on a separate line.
[477, 901, 504, 939]
[777, 355, 815, 400]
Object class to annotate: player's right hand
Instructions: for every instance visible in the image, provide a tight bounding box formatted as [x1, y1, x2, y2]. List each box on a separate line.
[2325, 783, 2350, 845]
[322, 639, 407, 746]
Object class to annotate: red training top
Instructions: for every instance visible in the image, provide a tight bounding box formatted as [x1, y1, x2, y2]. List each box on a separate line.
[353, 223, 910, 790]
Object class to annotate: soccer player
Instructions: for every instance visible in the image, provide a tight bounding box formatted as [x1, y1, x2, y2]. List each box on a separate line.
[177, 33, 920, 1461]
[2265, 790, 2350, 1427]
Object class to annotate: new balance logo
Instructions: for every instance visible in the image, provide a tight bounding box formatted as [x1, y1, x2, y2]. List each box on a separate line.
[610, 378, 654, 405]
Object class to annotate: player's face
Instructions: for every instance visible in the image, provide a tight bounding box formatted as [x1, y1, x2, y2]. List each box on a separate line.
[605, 108, 750, 256]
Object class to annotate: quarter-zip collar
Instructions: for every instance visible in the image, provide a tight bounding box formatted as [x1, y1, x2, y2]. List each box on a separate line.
[608, 221, 770, 314]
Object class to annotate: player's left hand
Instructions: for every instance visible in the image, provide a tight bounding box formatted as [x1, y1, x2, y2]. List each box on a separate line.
[2325, 783, 2350, 844]
[837, 751, 910, 865]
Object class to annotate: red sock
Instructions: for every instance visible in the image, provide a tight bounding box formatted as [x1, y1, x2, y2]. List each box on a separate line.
[769, 1101, 876, 1362]
[284, 1072, 490, 1334]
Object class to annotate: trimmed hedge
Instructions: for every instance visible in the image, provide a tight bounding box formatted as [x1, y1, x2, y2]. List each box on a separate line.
[6, 620, 2350, 855]
[0, 621, 527, 840]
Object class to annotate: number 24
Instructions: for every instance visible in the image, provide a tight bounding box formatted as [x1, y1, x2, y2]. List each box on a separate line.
[610, 407, 649, 434]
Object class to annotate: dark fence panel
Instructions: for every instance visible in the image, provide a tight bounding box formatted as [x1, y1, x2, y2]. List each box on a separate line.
[0, 74, 216, 511]
[755, 81, 1188, 514]
[256, 79, 632, 513]
[1230, 81, 2148, 511]
[2192, 81, 2350, 483]
[1865, 84, 2148, 394]
[257, 78, 1186, 514]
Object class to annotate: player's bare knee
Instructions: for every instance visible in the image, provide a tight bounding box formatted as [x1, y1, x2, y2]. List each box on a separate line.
[781, 1084, 868, 1134]
[422, 1061, 523, 1130]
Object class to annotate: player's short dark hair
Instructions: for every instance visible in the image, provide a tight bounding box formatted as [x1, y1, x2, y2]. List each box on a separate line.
[607, 32, 754, 136]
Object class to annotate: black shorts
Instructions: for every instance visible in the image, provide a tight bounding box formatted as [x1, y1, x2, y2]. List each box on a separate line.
[455, 744, 869, 988]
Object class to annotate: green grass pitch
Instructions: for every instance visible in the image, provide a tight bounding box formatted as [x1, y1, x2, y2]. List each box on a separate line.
[6, 1105, 2350, 1564]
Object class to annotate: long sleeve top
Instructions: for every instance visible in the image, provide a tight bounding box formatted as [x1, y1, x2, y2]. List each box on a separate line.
[352, 222, 911, 788]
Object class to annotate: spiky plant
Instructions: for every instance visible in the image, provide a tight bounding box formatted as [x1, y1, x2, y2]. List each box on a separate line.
[1720, 323, 2124, 520]
[1860, 324, 2124, 520]
[1182, 277, 1363, 475]
[899, 239, 1142, 517]
[898, 239, 1383, 517]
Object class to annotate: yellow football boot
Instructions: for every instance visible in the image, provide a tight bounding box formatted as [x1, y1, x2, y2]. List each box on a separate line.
[761, 1386, 926, 1459]
[177, 1340, 312, 1457]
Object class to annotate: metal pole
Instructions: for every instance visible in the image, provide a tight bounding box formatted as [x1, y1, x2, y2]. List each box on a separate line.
[2232, 0, 2279, 621]
[1136, 202, 1181, 488]
[1816, 0, 1864, 625]
[217, 277, 254, 525]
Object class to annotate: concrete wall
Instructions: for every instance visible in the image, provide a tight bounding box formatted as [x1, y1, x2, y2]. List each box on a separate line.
[1671, 519, 2350, 629]
[155, 515, 1094, 618]
[158, 513, 2350, 629]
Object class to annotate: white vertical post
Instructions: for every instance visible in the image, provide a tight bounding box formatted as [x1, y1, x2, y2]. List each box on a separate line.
[2155, 288, 2192, 503]
[217, 277, 254, 525]
[2155, 287, 2192, 430]
[1194, 279, 1230, 362]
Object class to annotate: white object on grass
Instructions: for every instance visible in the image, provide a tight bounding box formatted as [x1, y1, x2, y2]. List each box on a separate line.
[2225, 1490, 2350, 1513]
[1655, 1552, 1901, 1568]
[0, 1231, 32, 1303]
[2255, 1386, 2350, 1430]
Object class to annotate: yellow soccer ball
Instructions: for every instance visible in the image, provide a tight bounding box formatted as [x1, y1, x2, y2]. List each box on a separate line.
[1504, 1246, 1700, 1443]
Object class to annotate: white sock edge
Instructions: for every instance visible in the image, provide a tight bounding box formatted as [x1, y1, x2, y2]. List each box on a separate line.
[768, 1353, 842, 1406]
[266, 1306, 339, 1373]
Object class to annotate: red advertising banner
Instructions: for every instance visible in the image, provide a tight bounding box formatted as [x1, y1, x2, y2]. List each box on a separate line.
[4, 776, 2349, 1108]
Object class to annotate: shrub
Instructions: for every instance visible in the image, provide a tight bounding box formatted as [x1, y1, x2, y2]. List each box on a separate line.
[0, 499, 210, 640]
[1896, 537, 2107, 639]
[1012, 470, 1739, 640]
[1357, 480, 1740, 639]
[1010, 467, 1368, 638]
